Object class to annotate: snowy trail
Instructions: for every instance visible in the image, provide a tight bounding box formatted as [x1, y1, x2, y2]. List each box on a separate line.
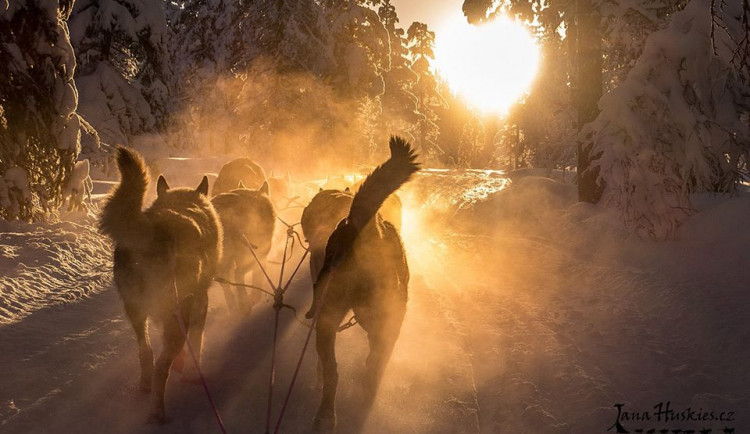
[422, 229, 750, 433]
[0, 217, 483, 433]
[1, 170, 748, 433]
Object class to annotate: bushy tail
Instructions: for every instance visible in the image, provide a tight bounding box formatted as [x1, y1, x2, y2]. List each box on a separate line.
[348, 136, 420, 232]
[98, 147, 154, 250]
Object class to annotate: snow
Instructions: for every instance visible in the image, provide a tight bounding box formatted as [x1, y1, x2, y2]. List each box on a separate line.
[0, 167, 747, 433]
[0, 217, 111, 325]
[586, 0, 750, 240]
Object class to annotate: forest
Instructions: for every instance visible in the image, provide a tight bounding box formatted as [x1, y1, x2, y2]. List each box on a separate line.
[1, 0, 747, 239]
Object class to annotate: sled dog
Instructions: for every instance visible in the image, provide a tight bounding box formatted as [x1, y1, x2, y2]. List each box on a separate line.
[306, 136, 419, 432]
[300, 188, 353, 282]
[301, 187, 403, 283]
[352, 179, 403, 231]
[212, 180, 276, 313]
[212, 157, 267, 196]
[98, 147, 222, 423]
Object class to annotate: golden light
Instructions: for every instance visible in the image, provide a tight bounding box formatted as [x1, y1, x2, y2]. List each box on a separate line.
[433, 15, 540, 115]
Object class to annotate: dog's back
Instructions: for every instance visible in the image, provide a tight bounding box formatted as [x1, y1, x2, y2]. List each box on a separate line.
[350, 178, 403, 231]
[100, 148, 221, 305]
[212, 158, 267, 196]
[145, 185, 222, 294]
[301, 189, 353, 281]
[317, 136, 419, 281]
[212, 184, 275, 265]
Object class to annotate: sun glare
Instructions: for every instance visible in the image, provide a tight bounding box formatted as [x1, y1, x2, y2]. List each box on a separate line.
[433, 15, 540, 115]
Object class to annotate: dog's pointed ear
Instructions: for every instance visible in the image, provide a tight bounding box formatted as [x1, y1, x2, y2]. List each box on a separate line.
[238, 180, 246, 189]
[157, 176, 169, 197]
[344, 187, 351, 193]
[196, 176, 209, 196]
[259, 181, 270, 196]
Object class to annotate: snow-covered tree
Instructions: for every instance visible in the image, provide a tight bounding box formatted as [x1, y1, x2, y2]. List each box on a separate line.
[247, 0, 334, 74]
[169, 0, 241, 151]
[455, 114, 488, 168]
[0, 0, 81, 221]
[462, 0, 606, 200]
[68, 0, 172, 145]
[408, 21, 446, 163]
[376, 0, 420, 145]
[316, 1, 392, 158]
[171, 0, 237, 83]
[601, 0, 688, 89]
[583, 0, 750, 239]
[514, 36, 577, 170]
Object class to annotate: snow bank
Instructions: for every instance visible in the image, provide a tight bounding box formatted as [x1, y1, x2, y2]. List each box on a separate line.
[0, 217, 112, 325]
[466, 176, 577, 225]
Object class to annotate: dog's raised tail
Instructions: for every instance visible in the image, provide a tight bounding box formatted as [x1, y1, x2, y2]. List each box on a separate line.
[98, 146, 154, 249]
[348, 136, 419, 232]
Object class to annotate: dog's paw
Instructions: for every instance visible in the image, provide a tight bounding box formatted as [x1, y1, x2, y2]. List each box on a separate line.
[313, 409, 336, 433]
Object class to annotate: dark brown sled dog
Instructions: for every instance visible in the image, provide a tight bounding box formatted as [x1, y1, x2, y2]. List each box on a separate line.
[212, 180, 276, 313]
[300, 188, 353, 283]
[98, 147, 222, 422]
[307, 136, 420, 432]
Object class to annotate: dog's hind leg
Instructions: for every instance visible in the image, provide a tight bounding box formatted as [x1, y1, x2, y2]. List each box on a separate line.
[123, 301, 153, 392]
[313, 305, 348, 433]
[149, 302, 190, 424]
[362, 309, 405, 409]
[182, 289, 209, 381]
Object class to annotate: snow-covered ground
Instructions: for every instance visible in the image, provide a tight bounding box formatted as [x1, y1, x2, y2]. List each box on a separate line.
[0, 164, 747, 433]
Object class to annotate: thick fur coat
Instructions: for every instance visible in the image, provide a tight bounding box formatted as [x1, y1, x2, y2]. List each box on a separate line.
[98, 147, 222, 423]
[212, 157, 267, 196]
[308, 136, 419, 432]
[212, 181, 276, 313]
[301, 189, 353, 282]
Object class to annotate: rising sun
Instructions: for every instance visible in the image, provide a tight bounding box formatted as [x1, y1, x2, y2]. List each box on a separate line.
[433, 15, 540, 115]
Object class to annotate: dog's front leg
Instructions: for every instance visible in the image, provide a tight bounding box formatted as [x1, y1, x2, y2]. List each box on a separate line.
[313, 314, 342, 433]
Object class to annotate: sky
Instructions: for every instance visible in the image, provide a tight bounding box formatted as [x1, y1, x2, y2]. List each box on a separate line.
[390, 0, 464, 32]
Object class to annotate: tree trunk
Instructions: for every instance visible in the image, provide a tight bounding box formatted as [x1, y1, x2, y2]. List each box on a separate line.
[574, 0, 605, 203]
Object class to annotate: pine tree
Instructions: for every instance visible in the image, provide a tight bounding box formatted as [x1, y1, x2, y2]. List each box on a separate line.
[377, 0, 420, 148]
[0, 0, 81, 221]
[69, 0, 172, 144]
[513, 36, 577, 171]
[324, 0, 389, 97]
[408, 21, 447, 163]
[462, 0, 604, 201]
[583, 0, 750, 239]
[170, 0, 241, 151]
[228, 0, 334, 74]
